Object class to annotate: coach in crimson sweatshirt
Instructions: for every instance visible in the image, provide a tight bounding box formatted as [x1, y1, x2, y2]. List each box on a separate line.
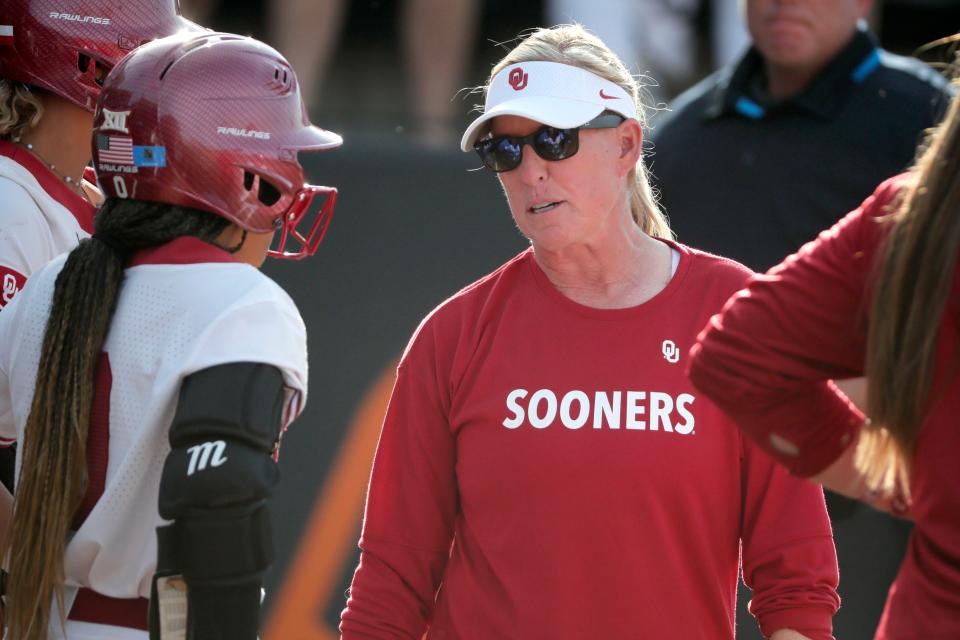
[341, 25, 840, 640]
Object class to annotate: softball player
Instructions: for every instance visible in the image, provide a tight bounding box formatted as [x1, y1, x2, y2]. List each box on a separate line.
[0, 31, 341, 639]
[0, 0, 197, 302]
[0, 0, 197, 501]
[690, 86, 960, 640]
[341, 24, 838, 640]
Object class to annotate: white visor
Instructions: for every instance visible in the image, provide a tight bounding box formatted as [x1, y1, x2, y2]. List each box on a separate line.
[460, 60, 638, 151]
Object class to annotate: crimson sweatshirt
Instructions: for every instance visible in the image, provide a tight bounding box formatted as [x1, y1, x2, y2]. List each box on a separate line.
[342, 243, 839, 639]
[690, 175, 960, 639]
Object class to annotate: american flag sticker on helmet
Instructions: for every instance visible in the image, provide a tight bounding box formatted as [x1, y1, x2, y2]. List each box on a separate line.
[97, 135, 134, 165]
[0, 25, 13, 46]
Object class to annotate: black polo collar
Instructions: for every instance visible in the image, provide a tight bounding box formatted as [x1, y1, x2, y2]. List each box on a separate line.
[705, 25, 881, 121]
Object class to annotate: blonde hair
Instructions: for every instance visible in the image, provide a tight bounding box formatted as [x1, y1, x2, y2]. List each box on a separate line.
[861, 73, 960, 499]
[0, 79, 43, 141]
[485, 25, 672, 239]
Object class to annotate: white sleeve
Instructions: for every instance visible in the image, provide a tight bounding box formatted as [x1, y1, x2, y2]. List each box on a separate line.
[0, 178, 51, 290]
[183, 291, 309, 425]
[0, 294, 19, 442]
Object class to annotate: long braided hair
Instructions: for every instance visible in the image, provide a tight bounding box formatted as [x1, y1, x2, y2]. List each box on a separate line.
[3, 197, 231, 639]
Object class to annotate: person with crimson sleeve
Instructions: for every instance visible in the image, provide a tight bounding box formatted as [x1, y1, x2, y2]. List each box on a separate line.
[0, 0, 199, 517]
[341, 24, 840, 640]
[690, 78, 960, 639]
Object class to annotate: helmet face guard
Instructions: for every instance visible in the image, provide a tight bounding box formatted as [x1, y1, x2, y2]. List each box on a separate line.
[269, 184, 338, 260]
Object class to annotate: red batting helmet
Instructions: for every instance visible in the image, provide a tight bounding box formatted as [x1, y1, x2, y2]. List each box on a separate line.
[92, 32, 342, 260]
[0, 0, 197, 112]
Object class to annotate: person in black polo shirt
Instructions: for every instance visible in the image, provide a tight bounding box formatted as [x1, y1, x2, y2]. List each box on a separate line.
[650, 2, 953, 637]
[650, 0, 952, 271]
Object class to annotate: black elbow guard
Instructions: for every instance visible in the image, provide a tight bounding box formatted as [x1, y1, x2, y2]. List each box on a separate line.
[150, 363, 287, 640]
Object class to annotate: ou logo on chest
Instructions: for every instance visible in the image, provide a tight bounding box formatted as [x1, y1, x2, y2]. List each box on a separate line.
[662, 340, 680, 364]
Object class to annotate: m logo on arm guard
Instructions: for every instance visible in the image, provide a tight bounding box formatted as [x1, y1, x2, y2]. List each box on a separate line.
[186, 440, 228, 475]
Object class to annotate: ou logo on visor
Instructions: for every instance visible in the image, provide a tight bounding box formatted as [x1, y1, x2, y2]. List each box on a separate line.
[508, 67, 529, 91]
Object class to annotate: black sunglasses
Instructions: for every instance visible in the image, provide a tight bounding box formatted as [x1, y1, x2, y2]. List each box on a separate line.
[474, 112, 626, 173]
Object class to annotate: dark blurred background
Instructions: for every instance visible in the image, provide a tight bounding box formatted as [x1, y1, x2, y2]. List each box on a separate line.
[177, 1, 960, 638]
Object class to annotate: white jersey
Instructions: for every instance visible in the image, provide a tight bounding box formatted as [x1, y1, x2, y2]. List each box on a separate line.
[0, 140, 95, 309]
[0, 237, 308, 638]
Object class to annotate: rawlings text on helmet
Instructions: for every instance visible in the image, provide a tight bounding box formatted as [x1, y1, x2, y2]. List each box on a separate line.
[48, 12, 111, 25]
[216, 126, 271, 140]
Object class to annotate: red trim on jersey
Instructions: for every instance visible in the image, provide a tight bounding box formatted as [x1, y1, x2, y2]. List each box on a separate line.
[128, 236, 239, 267]
[274, 391, 303, 461]
[73, 353, 112, 528]
[67, 355, 148, 630]
[0, 264, 26, 309]
[68, 588, 149, 631]
[0, 140, 95, 234]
